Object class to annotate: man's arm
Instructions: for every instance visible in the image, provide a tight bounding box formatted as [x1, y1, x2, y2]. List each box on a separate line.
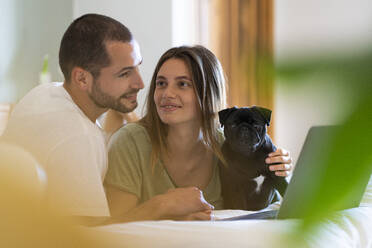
[46, 135, 110, 218]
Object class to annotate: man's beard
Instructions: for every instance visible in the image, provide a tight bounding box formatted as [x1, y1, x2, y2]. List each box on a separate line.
[88, 79, 138, 113]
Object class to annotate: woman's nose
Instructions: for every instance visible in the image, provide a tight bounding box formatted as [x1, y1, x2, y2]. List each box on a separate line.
[162, 85, 177, 98]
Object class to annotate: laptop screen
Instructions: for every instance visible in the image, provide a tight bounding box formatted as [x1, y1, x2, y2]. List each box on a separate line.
[277, 126, 370, 219]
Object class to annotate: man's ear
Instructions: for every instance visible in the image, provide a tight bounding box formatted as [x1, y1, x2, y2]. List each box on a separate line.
[70, 67, 93, 91]
[252, 106, 272, 126]
[218, 107, 237, 127]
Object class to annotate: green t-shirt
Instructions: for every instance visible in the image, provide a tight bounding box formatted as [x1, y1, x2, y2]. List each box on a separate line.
[104, 123, 224, 210]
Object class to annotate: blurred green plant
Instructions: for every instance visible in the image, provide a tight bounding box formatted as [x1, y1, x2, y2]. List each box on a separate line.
[41, 54, 49, 74]
[276, 49, 372, 245]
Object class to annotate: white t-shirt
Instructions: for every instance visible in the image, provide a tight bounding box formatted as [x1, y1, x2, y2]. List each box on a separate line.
[2, 82, 110, 217]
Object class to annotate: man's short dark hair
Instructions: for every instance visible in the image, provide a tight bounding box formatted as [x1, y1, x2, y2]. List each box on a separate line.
[59, 13, 133, 82]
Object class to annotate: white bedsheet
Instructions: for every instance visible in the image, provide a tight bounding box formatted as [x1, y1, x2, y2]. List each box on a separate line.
[86, 176, 372, 248]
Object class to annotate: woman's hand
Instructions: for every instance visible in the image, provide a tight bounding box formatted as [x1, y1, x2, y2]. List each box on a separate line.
[175, 210, 213, 221]
[159, 187, 214, 220]
[265, 148, 293, 177]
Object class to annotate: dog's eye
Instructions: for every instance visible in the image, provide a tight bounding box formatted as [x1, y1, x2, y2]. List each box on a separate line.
[253, 125, 261, 130]
[231, 123, 238, 128]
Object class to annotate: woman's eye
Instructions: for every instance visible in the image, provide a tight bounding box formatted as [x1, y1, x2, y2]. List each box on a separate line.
[179, 81, 191, 87]
[156, 81, 166, 87]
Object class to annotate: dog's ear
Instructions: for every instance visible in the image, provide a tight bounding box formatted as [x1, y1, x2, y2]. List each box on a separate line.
[218, 107, 238, 127]
[252, 106, 272, 126]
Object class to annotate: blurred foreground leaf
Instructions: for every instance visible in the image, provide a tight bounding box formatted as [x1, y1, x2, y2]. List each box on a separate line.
[300, 94, 372, 229]
[276, 50, 372, 244]
[277, 50, 372, 93]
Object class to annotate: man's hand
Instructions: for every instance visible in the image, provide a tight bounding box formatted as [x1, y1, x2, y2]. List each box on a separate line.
[158, 187, 214, 220]
[265, 148, 293, 177]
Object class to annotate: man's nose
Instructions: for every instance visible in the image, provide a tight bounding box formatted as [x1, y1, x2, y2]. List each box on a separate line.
[131, 69, 144, 89]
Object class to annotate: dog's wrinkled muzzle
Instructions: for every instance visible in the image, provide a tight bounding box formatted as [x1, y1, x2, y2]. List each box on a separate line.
[225, 125, 261, 155]
[237, 125, 260, 146]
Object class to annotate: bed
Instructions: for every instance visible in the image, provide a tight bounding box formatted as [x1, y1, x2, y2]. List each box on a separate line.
[86, 177, 372, 248]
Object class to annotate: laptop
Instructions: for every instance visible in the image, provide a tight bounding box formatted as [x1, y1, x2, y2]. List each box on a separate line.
[219, 125, 370, 220]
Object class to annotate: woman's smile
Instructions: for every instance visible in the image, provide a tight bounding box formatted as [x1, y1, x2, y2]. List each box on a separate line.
[159, 102, 182, 112]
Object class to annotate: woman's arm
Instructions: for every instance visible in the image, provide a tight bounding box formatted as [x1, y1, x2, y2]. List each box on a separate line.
[105, 185, 160, 222]
[266, 147, 293, 177]
[105, 185, 214, 223]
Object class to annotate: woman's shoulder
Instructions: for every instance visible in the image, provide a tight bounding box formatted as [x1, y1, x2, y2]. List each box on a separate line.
[117, 122, 148, 135]
[109, 122, 150, 147]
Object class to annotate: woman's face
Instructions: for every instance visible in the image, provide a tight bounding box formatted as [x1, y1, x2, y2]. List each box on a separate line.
[154, 58, 200, 127]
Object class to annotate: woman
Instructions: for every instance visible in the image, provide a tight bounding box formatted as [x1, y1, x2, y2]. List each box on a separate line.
[104, 46, 292, 222]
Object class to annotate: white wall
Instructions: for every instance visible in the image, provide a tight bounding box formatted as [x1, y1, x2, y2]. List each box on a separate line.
[172, 0, 209, 47]
[74, 0, 173, 117]
[274, 0, 372, 163]
[275, 0, 372, 60]
[0, 0, 18, 102]
[1, 0, 193, 116]
[0, 0, 73, 103]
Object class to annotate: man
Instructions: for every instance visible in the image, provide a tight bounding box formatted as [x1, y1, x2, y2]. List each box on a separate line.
[2, 14, 144, 219]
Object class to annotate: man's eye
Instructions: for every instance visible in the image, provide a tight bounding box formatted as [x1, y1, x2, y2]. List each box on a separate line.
[119, 71, 130, 78]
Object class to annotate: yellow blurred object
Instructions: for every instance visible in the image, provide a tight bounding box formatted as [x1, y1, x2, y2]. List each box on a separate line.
[0, 104, 12, 136]
[0, 142, 102, 247]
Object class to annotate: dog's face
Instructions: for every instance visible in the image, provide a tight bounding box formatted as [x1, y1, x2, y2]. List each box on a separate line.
[219, 106, 272, 155]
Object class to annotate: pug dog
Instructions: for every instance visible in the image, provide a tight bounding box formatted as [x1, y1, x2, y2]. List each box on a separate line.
[219, 106, 288, 210]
